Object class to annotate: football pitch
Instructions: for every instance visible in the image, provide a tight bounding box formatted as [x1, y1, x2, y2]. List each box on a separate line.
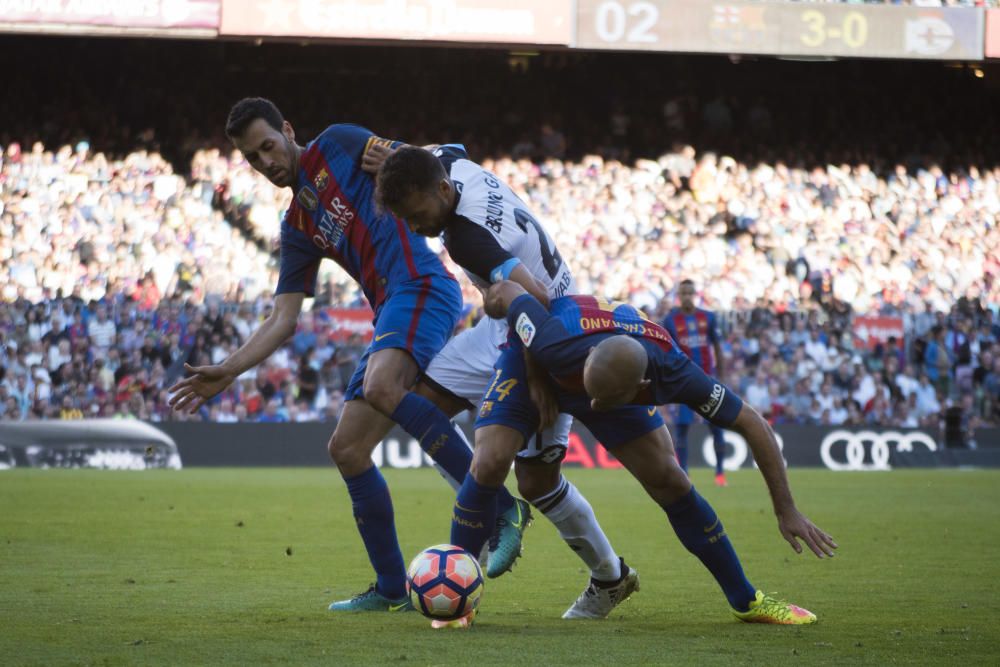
[2, 467, 998, 666]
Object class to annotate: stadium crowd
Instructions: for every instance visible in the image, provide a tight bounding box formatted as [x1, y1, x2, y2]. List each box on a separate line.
[2, 138, 998, 437]
[1, 42, 998, 441]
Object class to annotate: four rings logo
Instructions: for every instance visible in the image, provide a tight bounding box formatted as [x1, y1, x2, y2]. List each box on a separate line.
[819, 430, 937, 471]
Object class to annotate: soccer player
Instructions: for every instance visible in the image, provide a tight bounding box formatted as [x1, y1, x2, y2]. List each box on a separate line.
[663, 279, 729, 485]
[444, 280, 836, 627]
[167, 98, 529, 613]
[374, 145, 637, 621]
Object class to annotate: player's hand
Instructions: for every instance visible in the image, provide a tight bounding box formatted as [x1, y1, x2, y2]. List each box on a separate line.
[776, 507, 838, 558]
[362, 143, 396, 174]
[167, 363, 237, 414]
[484, 281, 527, 319]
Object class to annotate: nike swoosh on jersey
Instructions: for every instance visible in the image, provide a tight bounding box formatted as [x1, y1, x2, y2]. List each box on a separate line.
[374, 332, 397, 342]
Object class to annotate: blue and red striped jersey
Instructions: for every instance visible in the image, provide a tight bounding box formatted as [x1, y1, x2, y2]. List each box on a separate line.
[550, 295, 679, 355]
[662, 307, 719, 373]
[507, 294, 685, 405]
[275, 124, 452, 308]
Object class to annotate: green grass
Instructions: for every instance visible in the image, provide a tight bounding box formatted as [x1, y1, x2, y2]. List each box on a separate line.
[1, 468, 998, 666]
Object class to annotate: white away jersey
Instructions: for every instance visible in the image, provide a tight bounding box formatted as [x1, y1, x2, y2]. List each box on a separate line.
[433, 145, 576, 300]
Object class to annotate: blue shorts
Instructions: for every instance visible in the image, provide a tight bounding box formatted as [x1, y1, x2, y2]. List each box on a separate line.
[475, 344, 664, 450]
[345, 276, 462, 401]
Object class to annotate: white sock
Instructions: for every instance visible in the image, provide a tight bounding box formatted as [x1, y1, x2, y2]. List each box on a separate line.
[530, 475, 621, 582]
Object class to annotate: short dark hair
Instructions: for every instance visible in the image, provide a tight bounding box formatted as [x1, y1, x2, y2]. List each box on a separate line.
[679, 279, 695, 288]
[375, 146, 446, 211]
[225, 97, 284, 140]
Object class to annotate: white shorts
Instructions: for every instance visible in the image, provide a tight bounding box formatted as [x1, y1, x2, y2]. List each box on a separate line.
[424, 315, 571, 463]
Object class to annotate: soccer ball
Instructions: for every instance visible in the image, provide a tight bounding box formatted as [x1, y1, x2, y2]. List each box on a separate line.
[406, 544, 484, 621]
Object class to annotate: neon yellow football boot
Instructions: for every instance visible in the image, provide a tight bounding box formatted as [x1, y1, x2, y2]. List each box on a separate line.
[733, 590, 817, 625]
[430, 608, 477, 630]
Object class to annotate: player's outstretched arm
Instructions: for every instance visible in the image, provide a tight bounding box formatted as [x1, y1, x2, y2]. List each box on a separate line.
[729, 403, 839, 559]
[167, 292, 304, 414]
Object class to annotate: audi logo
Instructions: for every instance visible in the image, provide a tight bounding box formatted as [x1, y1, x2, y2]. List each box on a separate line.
[819, 430, 937, 471]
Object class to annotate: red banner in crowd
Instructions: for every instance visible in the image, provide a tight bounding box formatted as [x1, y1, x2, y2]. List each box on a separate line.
[219, 0, 572, 44]
[851, 315, 904, 351]
[986, 9, 1000, 58]
[0, 0, 220, 34]
[323, 308, 374, 342]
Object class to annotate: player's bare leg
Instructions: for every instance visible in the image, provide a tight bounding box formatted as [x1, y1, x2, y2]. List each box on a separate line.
[327, 398, 413, 611]
[614, 426, 815, 623]
[515, 458, 635, 618]
[414, 380, 532, 575]
[330, 347, 489, 612]
[360, 347, 420, 419]
[450, 424, 523, 554]
[328, 398, 396, 477]
[367, 348, 525, 535]
[612, 425, 691, 506]
[440, 424, 525, 626]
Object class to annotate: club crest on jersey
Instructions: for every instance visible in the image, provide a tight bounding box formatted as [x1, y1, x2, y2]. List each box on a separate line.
[479, 400, 494, 417]
[515, 312, 536, 347]
[296, 187, 319, 211]
[313, 168, 330, 192]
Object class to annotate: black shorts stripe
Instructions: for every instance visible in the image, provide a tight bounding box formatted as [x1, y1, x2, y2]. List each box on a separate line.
[535, 479, 570, 515]
[418, 372, 476, 413]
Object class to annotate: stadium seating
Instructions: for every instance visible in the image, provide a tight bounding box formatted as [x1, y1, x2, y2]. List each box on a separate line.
[1, 41, 997, 429]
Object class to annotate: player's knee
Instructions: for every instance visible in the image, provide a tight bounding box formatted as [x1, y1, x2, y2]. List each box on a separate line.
[514, 461, 561, 501]
[637, 454, 690, 504]
[469, 449, 510, 488]
[361, 375, 405, 416]
[327, 432, 369, 476]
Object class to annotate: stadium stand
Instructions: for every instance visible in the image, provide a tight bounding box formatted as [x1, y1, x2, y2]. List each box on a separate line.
[0, 38, 997, 434]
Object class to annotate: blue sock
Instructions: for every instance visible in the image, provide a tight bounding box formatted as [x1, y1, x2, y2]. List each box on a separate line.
[392, 392, 514, 513]
[343, 466, 407, 599]
[450, 475, 499, 557]
[662, 488, 756, 611]
[675, 423, 689, 472]
[711, 426, 726, 475]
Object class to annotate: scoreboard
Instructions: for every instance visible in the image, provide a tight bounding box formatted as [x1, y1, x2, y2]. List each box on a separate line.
[575, 0, 984, 61]
[0, 0, 990, 60]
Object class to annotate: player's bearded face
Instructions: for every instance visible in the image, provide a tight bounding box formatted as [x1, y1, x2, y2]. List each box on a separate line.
[679, 285, 696, 309]
[234, 118, 298, 188]
[394, 187, 450, 237]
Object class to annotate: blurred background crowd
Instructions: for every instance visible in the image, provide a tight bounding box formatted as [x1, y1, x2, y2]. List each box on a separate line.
[1, 38, 998, 442]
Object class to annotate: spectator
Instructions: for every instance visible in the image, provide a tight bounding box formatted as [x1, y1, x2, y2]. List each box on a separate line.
[257, 398, 288, 423]
[744, 370, 772, 416]
[87, 305, 116, 353]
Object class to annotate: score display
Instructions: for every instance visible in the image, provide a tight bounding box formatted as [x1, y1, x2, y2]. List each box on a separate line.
[575, 0, 983, 60]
